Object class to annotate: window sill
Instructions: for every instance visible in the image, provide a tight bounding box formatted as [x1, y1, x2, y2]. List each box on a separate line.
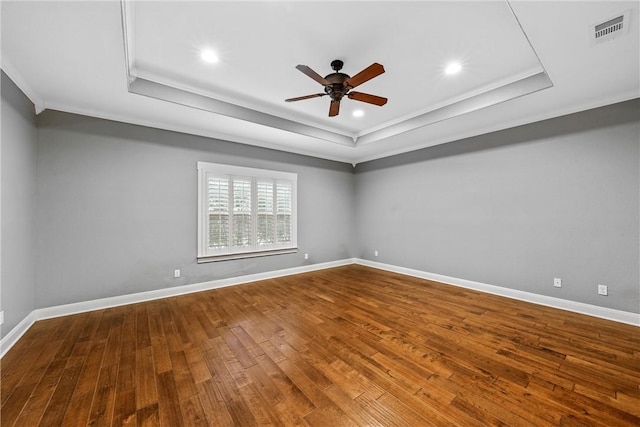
[197, 248, 298, 263]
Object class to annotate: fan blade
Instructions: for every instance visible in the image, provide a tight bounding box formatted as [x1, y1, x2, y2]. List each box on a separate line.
[285, 93, 326, 102]
[347, 91, 387, 106]
[329, 100, 340, 117]
[296, 65, 331, 86]
[344, 63, 385, 89]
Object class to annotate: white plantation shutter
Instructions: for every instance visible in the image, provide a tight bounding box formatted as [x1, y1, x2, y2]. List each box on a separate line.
[198, 162, 297, 261]
[207, 177, 229, 249]
[232, 178, 252, 248]
[257, 180, 275, 246]
[276, 182, 293, 244]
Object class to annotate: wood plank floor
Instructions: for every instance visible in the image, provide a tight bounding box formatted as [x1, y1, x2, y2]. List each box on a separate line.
[2, 264, 639, 426]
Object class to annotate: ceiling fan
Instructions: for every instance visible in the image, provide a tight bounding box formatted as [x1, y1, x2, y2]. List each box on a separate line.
[285, 59, 387, 117]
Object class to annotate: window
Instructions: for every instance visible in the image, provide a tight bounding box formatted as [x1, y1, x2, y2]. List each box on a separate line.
[197, 162, 297, 262]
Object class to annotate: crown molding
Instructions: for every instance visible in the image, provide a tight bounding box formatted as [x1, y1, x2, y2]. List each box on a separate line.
[1, 58, 46, 114]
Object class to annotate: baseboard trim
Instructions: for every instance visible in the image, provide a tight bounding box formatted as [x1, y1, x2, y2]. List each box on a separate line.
[356, 258, 640, 327]
[0, 311, 38, 358]
[1, 258, 356, 358]
[2, 257, 637, 357]
[35, 258, 357, 322]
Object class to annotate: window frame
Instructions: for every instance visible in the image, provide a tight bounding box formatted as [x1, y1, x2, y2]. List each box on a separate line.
[197, 162, 298, 262]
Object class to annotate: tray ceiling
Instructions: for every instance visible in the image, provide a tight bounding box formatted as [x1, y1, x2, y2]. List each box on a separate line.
[2, 1, 638, 164]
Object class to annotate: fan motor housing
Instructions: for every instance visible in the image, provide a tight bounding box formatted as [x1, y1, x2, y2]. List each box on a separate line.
[324, 72, 350, 101]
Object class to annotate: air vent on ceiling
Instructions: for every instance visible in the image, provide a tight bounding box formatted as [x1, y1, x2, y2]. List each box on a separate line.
[590, 10, 630, 45]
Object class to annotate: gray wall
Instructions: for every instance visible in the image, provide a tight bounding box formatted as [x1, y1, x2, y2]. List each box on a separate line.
[355, 99, 640, 313]
[1, 71, 38, 336]
[34, 111, 356, 308]
[2, 75, 638, 338]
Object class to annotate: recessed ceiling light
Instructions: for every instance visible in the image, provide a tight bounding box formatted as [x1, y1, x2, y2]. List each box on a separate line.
[200, 49, 219, 64]
[352, 109, 364, 118]
[445, 62, 462, 75]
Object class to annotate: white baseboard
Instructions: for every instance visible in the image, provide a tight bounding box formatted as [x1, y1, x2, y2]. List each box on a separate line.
[2, 257, 637, 358]
[356, 258, 640, 327]
[0, 311, 38, 358]
[35, 258, 357, 322]
[1, 258, 356, 358]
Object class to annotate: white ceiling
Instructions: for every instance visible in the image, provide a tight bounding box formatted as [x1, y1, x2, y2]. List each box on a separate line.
[2, 1, 639, 164]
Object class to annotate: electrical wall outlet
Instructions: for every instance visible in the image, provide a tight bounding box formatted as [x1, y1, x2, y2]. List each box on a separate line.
[598, 284, 608, 296]
[554, 278, 562, 288]
[0, 311, 4, 326]
[174, 269, 181, 278]
[304, 253, 309, 260]
[374, 250, 379, 257]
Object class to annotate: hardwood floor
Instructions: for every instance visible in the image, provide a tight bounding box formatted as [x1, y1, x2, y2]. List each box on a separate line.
[2, 264, 639, 426]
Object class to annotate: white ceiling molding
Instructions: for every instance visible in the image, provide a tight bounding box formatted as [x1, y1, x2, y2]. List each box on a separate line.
[356, 71, 553, 146]
[119, 0, 136, 85]
[129, 76, 357, 147]
[1, 57, 46, 114]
